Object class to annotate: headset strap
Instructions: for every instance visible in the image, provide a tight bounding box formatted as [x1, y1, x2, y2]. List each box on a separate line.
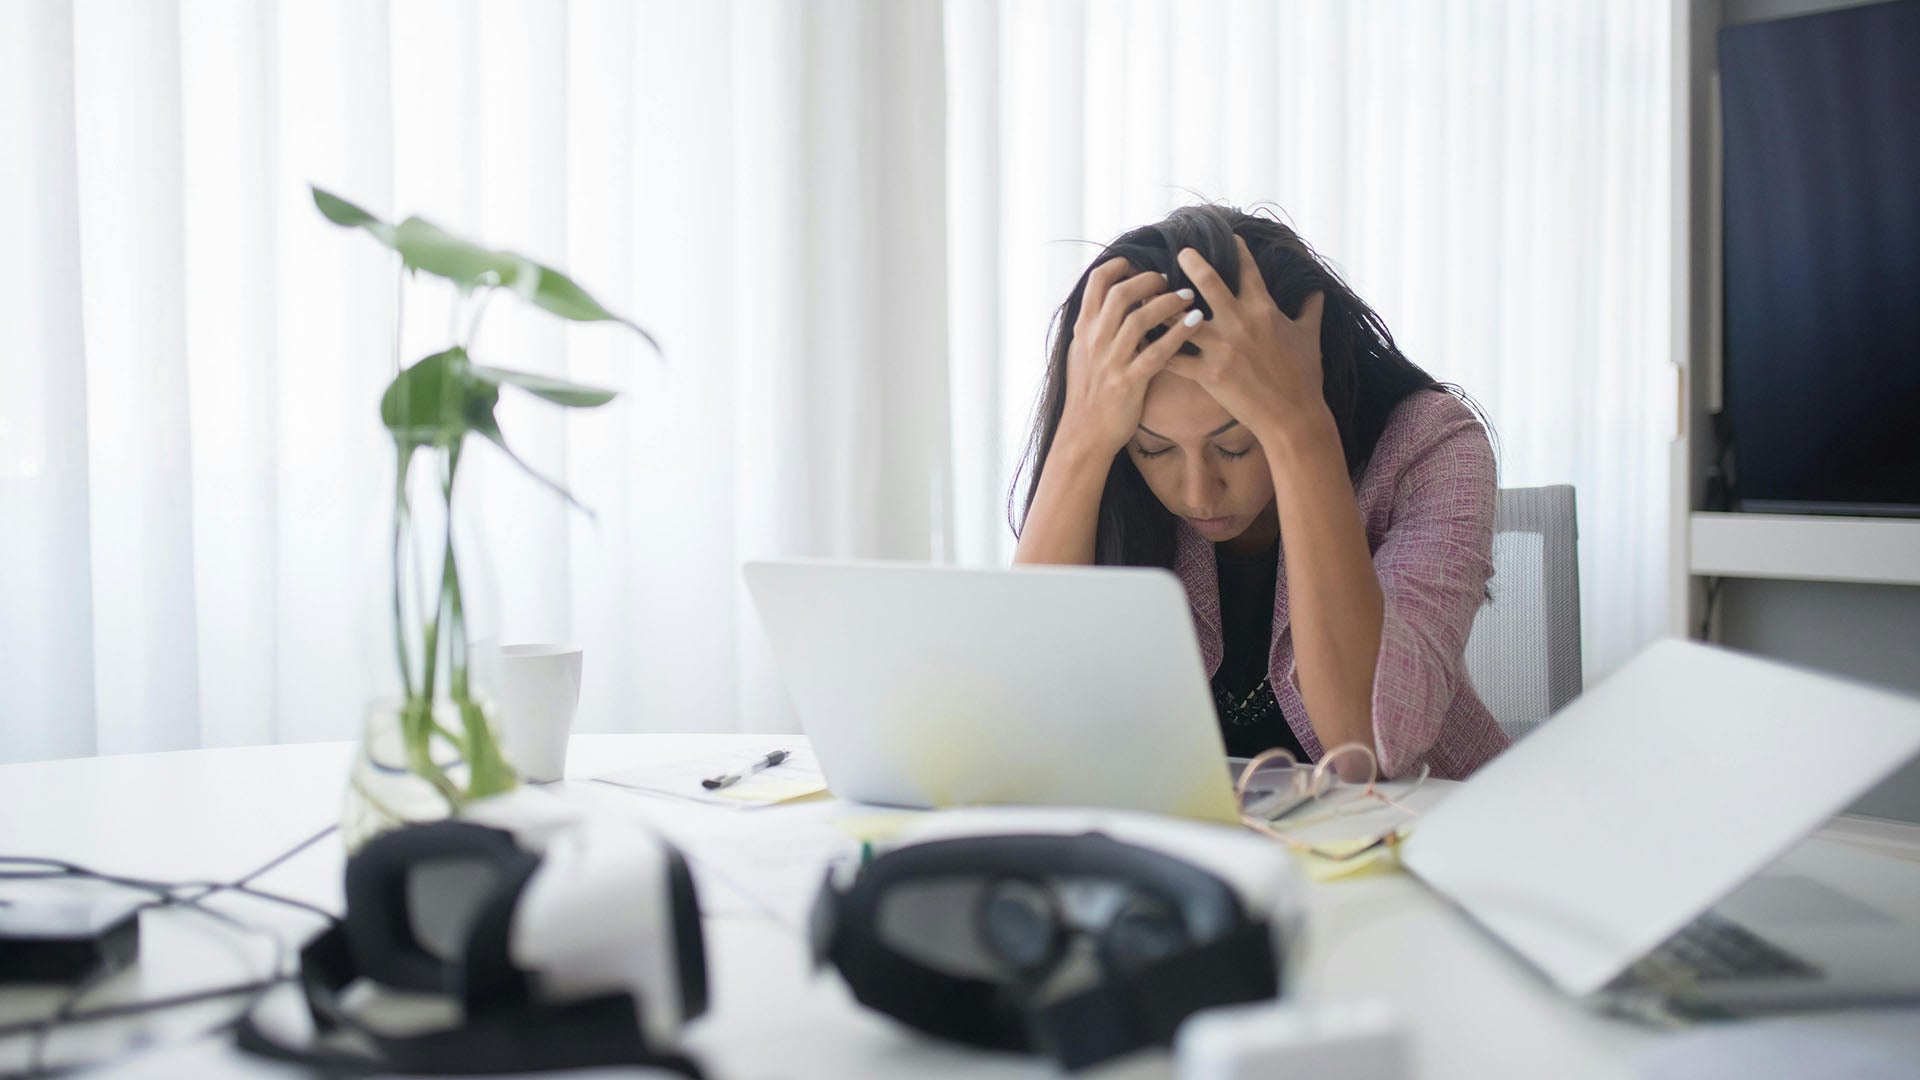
[829, 925, 1031, 1051]
[1028, 919, 1280, 1071]
[234, 923, 705, 1078]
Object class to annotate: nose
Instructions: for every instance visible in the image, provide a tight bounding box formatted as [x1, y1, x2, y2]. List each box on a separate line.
[1181, 454, 1223, 511]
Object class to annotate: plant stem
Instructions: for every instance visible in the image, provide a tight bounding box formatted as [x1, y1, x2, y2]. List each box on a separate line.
[395, 446, 462, 812]
[401, 698, 461, 806]
[439, 441, 514, 799]
[464, 287, 495, 350]
[394, 447, 476, 814]
[440, 443, 462, 697]
[447, 285, 466, 344]
[419, 450, 451, 707]
[392, 258, 406, 376]
[392, 449, 415, 701]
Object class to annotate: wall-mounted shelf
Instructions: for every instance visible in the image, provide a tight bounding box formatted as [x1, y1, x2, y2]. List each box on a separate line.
[1690, 512, 1920, 587]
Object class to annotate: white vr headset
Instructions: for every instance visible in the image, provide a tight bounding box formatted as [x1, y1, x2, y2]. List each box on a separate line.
[238, 792, 708, 1077]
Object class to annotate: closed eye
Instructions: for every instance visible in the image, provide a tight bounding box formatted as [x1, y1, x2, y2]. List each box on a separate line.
[1134, 445, 1174, 459]
[1216, 445, 1254, 460]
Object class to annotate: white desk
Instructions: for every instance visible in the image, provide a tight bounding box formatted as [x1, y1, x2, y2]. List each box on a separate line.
[4, 735, 1919, 1079]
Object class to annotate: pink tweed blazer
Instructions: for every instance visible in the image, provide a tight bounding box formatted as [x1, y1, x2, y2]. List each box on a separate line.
[1175, 390, 1509, 780]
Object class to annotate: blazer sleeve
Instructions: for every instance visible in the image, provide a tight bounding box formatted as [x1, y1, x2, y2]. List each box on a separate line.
[1366, 407, 1496, 777]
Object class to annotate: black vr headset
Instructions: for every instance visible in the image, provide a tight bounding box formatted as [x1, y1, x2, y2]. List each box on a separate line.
[811, 812, 1303, 1071]
[238, 796, 708, 1077]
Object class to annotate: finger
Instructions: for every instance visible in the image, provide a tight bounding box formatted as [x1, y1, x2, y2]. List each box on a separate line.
[1175, 247, 1236, 326]
[1294, 289, 1327, 334]
[1160, 350, 1206, 385]
[1075, 257, 1133, 337]
[1117, 290, 1196, 352]
[1233, 235, 1276, 310]
[1092, 269, 1171, 345]
[1175, 322, 1229, 366]
[1131, 308, 1206, 376]
[1154, 296, 1200, 329]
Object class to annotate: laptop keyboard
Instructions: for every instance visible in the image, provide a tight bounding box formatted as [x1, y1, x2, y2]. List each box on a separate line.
[1631, 911, 1822, 985]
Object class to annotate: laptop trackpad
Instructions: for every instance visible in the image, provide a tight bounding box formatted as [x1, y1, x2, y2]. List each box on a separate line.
[1716, 873, 1898, 929]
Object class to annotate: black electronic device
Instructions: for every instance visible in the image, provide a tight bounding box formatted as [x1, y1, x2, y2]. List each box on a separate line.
[1717, 0, 1920, 515]
[812, 820, 1301, 1073]
[0, 898, 142, 985]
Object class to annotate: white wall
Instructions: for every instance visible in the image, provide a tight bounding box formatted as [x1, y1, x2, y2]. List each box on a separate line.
[1717, 579, 1920, 822]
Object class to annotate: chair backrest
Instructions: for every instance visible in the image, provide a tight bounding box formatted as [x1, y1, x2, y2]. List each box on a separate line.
[1463, 484, 1582, 741]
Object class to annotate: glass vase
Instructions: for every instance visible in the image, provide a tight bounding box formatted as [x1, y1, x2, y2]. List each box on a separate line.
[341, 698, 482, 851]
[341, 439, 518, 851]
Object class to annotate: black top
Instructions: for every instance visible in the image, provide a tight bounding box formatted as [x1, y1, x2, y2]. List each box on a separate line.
[1210, 542, 1308, 761]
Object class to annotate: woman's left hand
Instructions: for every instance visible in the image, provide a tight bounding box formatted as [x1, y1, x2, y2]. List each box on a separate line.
[1171, 236, 1328, 444]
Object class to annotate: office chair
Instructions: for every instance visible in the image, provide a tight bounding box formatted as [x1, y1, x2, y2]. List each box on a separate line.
[1463, 484, 1582, 741]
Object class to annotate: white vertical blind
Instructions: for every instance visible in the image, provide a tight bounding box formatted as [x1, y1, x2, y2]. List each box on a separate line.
[1, 0, 97, 761]
[72, 0, 201, 754]
[2, 0, 950, 761]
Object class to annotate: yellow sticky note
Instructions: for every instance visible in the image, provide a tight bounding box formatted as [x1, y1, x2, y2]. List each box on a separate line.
[830, 813, 926, 844]
[1293, 834, 1405, 883]
[709, 777, 829, 804]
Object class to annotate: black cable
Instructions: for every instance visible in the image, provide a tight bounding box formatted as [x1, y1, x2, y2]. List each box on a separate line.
[0, 978, 284, 1040]
[0, 858, 204, 1075]
[0, 825, 342, 931]
[170, 880, 341, 925]
[6, 901, 296, 1078]
[0, 859, 199, 896]
[1698, 575, 1723, 640]
[7, 889, 268, 1078]
[0, 824, 340, 1078]
[227, 824, 339, 890]
[165, 823, 346, 927]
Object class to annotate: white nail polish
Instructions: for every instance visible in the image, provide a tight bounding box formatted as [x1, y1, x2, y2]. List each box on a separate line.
[1183, 309, 1204, 327]
[1177, 288, 1195, 301]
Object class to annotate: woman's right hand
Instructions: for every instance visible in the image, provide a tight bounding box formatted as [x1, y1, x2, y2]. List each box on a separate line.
[1055, 258, 1204, 456]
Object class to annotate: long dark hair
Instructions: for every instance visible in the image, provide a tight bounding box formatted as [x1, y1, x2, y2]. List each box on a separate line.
[1010, 204, 1478, 568]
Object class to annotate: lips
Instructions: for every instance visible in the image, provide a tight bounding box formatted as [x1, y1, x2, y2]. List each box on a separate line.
[1187, 515, 1237, 536]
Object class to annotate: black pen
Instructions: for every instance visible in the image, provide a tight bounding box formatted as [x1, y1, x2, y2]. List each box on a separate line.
[702, 749, 790, 790]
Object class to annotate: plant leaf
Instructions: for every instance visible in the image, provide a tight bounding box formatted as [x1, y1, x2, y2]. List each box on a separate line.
[309, 180, 658, 348]
[311, 185, 395, 245]
[381, 346, 481, 448]
[313, 187, 380, 228]
[520, 264, 661, 350]
[381, 348, 598, 519]
[468, 364, 617, 408]
[392, 218, 524, 291]
[468, 410, 596, 519]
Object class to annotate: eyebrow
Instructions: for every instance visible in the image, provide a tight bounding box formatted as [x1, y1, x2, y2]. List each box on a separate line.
[1137, 419, 1242, 441]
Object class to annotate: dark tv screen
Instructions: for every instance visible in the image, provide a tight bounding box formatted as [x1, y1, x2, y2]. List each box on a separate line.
[1719, 0, 1920, 515]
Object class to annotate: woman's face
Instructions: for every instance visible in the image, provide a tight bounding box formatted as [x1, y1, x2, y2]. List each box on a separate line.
[1125, 372, 1279, 550]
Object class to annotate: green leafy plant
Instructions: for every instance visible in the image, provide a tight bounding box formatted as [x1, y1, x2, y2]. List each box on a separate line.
[314, 184, 653, 810]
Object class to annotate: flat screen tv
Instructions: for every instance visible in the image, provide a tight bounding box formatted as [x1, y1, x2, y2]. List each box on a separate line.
[1718, 0, 1920, 516]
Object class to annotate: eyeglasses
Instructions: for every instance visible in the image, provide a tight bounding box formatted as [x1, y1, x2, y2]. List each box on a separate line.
[1233, 742, 1429, 862]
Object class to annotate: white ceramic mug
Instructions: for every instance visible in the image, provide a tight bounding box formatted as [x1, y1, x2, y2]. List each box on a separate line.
[488, 644, 583, 783]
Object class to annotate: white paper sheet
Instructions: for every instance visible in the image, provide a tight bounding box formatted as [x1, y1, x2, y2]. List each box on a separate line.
[591, 745, 827, 809]
[645, 800, 865, 929]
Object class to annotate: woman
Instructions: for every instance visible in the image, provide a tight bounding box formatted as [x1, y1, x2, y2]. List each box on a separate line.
[1011, 205, 1507, 781]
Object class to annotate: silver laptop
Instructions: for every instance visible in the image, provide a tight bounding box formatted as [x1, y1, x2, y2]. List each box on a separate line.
[1402, 638, 1920, 1015]
[742, 559, 1242, 825]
